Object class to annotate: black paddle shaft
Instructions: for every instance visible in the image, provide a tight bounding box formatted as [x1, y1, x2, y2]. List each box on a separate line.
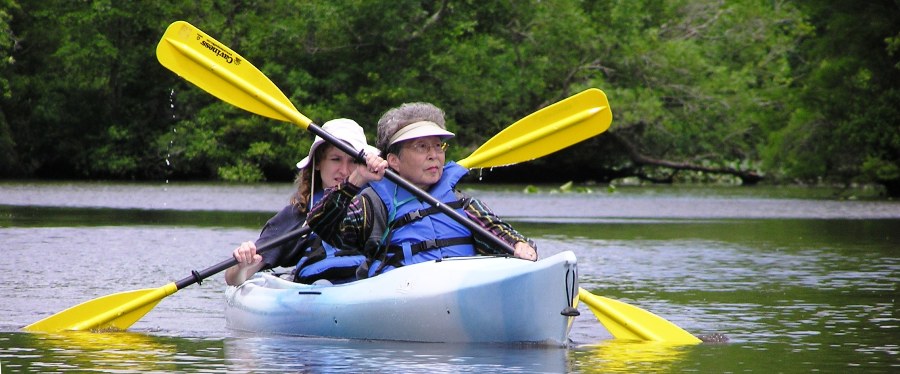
[175, 118, 519, 292]
[174, 226, 312, 290]
[305, 122, 519, 257]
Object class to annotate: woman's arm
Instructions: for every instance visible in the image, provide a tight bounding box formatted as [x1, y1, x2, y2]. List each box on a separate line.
[224, 241, 265, 286]
[464, 195, 538, 260]
[307, 182, 372, 253]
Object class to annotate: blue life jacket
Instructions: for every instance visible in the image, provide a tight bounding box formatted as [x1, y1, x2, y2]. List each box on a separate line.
[365, 162, 475, 277]
[292, 190, 365, 284]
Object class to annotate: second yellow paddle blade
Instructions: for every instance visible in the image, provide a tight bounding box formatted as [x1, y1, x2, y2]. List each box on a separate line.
[578, 288, 701, 344]
[460, 88, 612, 169]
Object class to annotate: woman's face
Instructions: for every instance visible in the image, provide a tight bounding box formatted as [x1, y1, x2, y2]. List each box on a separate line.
[316, 145, 356, 188]
[388, 136, 446, 189]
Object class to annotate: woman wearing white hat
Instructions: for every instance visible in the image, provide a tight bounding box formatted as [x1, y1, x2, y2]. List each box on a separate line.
[225, 118, 379, 286]
[307, 103, 537, 280]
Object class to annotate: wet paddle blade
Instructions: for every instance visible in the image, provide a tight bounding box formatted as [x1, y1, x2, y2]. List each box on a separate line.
[23, 284, 178, 332]
[458, 88, 612, 169]
[156, 21, 312, 127]
[578, 288, 701, 344]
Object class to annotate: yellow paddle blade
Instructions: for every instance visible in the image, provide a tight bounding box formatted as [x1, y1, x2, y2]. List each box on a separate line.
[578, 287, 701, 344]
[156, 21, 312, 127]
[23, 283, 178, 333]
[458, 88, 612, 169]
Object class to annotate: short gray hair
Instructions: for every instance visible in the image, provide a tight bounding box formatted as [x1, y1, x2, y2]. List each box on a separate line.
[376, 102, 447, 152]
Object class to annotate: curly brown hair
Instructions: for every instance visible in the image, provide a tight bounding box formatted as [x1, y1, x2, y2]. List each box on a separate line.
[288, 143, 333, 213]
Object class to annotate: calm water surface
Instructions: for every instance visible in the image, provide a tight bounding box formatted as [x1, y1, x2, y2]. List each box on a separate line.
[1, 181, 898, 373]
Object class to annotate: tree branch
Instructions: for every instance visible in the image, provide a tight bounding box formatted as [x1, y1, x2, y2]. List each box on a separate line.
[399, 0, 449, 44]
[610, 131, 763, 185]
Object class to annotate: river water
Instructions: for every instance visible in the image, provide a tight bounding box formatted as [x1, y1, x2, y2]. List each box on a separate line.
[1, 181, 898, 373]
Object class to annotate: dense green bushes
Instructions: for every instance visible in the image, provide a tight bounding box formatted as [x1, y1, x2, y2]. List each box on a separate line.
[1, 0, 897, 196]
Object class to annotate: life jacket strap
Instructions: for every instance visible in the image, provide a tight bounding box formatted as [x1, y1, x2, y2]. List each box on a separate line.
[389, 199, 468, 229]
[380, 236, 475, 270]
[292, 237, 364, 283]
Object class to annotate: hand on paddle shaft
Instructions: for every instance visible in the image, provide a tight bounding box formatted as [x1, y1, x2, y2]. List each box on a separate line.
[225, 240, 266, 286]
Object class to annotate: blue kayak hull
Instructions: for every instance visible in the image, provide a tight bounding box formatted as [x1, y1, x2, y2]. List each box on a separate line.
[225, 251, 578, 345]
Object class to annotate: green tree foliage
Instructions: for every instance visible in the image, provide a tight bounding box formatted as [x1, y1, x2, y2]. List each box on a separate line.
[764, 0, 900, 195]
[580, 0, 811, 182]
[0, 0, 897, 195]
[490, 0, 810, 185]
[3, 1, 179, 178]
[0, 0, 20, 174]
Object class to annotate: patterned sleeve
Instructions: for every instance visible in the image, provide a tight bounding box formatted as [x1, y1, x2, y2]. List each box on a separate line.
[462, 193, 536, 255]
[306, 181, 371, 253]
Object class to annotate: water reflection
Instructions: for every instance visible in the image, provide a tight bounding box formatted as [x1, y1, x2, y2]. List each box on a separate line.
[223, 336, 568, 373]
[0, 226, 254, 335]
[3, 331, 225, 373]
[2, 182, 899, 372]
[570, 341, 693, 373]
[0, 205, 271, 229]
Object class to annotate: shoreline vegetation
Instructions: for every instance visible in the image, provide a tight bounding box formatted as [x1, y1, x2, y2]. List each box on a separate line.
[1, 1, 898, 196]
[0, 179, 893, 202]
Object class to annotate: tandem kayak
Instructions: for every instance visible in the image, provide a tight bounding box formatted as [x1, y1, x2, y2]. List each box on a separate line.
[225, 251, 579, 345]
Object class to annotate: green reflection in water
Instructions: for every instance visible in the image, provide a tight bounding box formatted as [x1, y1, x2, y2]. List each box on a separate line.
[516, 219, 900, 250]
[0, 205, 272, 229]
[0, 331, 227, 373]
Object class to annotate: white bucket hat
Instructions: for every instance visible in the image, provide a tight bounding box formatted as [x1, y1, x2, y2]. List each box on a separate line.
[296, 118, 380, 169]
[387, 120, 455, 148]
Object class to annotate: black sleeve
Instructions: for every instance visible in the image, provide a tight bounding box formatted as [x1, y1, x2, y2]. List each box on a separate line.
[255, 205, 311, 268]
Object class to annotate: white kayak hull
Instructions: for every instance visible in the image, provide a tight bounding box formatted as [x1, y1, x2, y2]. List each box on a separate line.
[225, 251, 579, 345]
